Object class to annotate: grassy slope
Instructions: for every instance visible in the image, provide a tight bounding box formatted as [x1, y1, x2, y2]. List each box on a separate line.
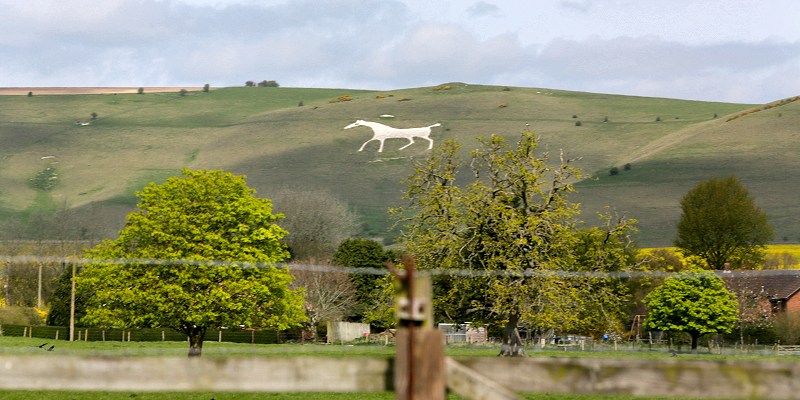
[2, 84, 797, 246]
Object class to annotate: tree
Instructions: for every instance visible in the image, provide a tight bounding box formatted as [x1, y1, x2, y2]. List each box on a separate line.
[331, 238, 391, 323]
[644, 270, 739, 352]
[270, 188, 360, 261]
[47, 264, 91, 327]
[78, 169, 306, 357]
[675, 176, 773, 270]
[393, 132, 637, 356]
[290, 261, 357, 341]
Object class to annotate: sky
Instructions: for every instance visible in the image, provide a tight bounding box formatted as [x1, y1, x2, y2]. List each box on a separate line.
[1, 0, 799, 103]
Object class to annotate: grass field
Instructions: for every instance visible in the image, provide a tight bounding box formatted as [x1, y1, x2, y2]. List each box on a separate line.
[0, 337, 748, 400]
[2, 84, 798, 246]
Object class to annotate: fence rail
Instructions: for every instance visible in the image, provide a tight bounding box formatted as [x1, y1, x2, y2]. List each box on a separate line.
[2, 355, 800, 398]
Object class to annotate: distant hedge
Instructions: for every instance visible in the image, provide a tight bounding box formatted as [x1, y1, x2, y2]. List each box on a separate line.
[0, 324, 304, 344]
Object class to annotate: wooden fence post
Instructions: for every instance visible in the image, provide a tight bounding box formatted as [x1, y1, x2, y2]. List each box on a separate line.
[389, 256, 444, 400]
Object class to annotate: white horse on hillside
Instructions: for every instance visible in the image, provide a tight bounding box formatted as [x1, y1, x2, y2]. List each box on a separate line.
[344, 120, 440, 152]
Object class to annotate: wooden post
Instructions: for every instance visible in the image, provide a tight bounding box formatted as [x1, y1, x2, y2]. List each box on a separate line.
[69, 262, 76, 342]
[395, 328, 445, 400]
[389, 256, 444, 400]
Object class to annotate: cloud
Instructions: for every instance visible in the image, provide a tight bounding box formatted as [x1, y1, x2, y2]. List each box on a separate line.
[533, 36, 800, 102]
[466, 1, 501, 18]
[0, 0, 797, 103]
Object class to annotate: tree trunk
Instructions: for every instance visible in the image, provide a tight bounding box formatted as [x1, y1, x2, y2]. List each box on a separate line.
[498, 313, 526, 357]
[184, 325, 207, 357]
[690, 331, 700, 354]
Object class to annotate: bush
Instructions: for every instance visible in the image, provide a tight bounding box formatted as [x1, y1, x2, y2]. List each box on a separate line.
[29, 166, 58, 191]
[179, 89, 187, 96]
[609, 167, 619, 176]
[655, 116, 661, 122]
[257, 80, 279, 88]
[575, 120, 582, 126]
[772, 312, 800, 344]
[203, 84, 210, 93]
[137, 87, 144, 94]
[624, 163, 632, 171]
[0, 306, 44, 326]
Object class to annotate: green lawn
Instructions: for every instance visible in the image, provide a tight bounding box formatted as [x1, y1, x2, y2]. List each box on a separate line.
[0, 336, 776, 399]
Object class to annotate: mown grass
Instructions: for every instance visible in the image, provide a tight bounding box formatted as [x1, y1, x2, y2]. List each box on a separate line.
[0, 337, 754, 400]
[0, 392, 726, 400]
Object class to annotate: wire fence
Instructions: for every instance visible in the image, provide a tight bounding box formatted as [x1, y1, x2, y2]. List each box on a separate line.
[0, 323, 304, 344]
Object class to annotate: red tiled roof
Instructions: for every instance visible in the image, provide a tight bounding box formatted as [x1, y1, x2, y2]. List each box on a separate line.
[717, 270, 800, 300]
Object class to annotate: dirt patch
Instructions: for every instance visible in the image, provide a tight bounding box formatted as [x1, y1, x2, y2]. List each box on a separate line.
[0, 87, 203, 95]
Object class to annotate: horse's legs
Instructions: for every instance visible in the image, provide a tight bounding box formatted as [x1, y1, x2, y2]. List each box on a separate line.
[378, 139, 385, 152]
[399, 138, 415, 150]
[359, 138, 375, 151]
[423, 137, 434, 149]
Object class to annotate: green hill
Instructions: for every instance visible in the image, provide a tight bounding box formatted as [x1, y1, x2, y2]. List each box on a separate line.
[1, 84, 797, 246]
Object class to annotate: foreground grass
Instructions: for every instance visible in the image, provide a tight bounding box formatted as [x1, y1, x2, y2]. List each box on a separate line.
[0, 337, 765, 399]
[0, 390, 729, 400]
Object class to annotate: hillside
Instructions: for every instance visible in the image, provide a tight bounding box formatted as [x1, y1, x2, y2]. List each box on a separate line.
[1, 84, 796, 246]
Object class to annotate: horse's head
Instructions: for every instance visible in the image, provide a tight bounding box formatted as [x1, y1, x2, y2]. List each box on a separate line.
[344, 120, 365, 129]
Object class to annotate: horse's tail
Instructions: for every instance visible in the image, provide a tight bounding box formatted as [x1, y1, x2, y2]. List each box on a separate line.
[429, 123, 441, 128]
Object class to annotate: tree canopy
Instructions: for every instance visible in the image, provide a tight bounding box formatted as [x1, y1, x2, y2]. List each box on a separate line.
[675, 176, 773, 269]
[644, 270, 739, 352]
[393, 132, 637, 356]
[332, 238, 394, 326]
[78, 169, 306, 356]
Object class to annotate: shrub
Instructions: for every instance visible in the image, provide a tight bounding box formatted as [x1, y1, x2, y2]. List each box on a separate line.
[575, 120, 582, 126]
[655, 116, 661, 122]
[203, 84, 210, 92]
[772, 312, 800, 345]
[29, 166, 58, 191]
[603, 116, 609, 123]
[498, 103, 508, 108]
[624, 163, 632, 171]
[0, 306, 44, 325]
[298, 100, 304, 107]
[137, 87, 144, 94]
[609, 167, 619, 176]
[90, 112, 98, 120]
[329, 95, 353, 103]
[179, 89, 187, 96]
[27, 91, 33, 97]
[572, 115, 578, 118]
[245, 81, 255, 87]
[257, 80, 279, 87]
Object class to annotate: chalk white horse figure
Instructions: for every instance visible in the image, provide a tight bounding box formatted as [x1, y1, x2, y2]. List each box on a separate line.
[344, 120, 440, 152]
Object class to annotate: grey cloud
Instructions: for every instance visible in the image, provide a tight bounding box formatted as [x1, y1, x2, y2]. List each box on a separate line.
[532, 36, 800, 102]
[466, 1, 501, 18]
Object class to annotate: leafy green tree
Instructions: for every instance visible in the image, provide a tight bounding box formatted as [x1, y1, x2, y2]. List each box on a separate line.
[393, 132, 637, 356]
[78, 169, 306, 357]
[675, 176, 773, 269]
[331, 238, 391, 324]
[644, 270, 738, 352]
[47, 265, 80, 326]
